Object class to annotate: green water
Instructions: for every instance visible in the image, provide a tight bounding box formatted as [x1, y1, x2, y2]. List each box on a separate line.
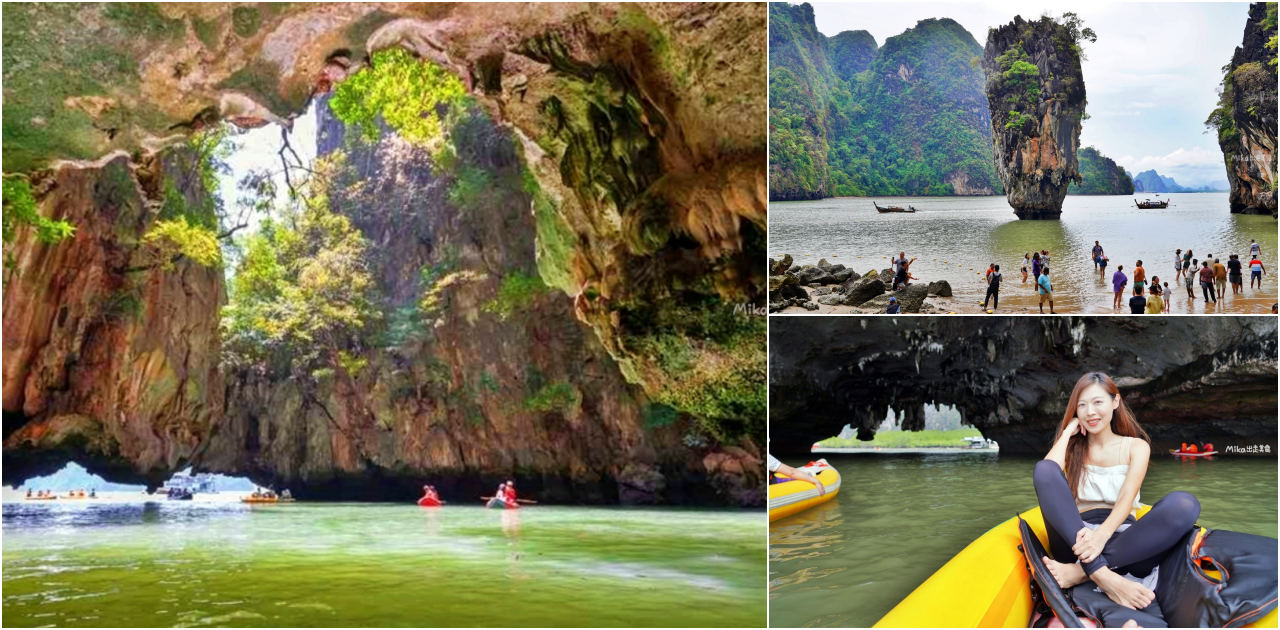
[768, 453, 1277, 628]
[3, 501, 765, 627]
[770, 193, 1277, 313]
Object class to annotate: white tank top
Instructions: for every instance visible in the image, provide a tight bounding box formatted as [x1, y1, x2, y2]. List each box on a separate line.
[1076, 436, 1141, 512]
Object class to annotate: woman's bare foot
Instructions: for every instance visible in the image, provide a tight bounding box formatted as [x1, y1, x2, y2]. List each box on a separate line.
[1042, 556, 1087, 588]
[1091, 567, 1155, 610]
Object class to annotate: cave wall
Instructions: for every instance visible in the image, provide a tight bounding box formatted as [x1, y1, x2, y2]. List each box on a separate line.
[769, 317, 1277, 455]
[2, 151, 226, 486]
[0, 3, 768, 435]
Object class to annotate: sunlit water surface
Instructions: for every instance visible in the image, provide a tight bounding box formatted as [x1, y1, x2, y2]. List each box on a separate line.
[3, 499, 765, 627]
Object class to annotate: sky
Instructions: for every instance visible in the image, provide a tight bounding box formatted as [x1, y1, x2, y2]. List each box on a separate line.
[809, 2, 1253, 187]
[217, 100, 319, 244]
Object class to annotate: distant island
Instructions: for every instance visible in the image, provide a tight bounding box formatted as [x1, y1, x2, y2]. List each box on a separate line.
[1127, 169, 1230, 193]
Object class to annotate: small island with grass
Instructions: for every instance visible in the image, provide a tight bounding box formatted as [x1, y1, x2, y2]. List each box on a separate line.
[811, 406, 1000, 453]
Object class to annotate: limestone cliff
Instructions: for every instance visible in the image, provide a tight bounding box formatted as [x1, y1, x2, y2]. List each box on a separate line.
[1067, 146, 1135, 195]
[1208, 2, 1277, 217]
[196, 97, 764, 505]
[769, 317, 1278, 455]
[3, 151, 226, 483]
[982, 15, 1086, 219]
[0, 2, 767, 444]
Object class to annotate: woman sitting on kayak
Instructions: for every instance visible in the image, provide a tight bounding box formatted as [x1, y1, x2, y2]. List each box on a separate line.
[1033, 372, 1200, 611]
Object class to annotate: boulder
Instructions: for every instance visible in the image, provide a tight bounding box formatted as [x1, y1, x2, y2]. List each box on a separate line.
[862, 284, 929, 313]
[835, 271, 863, 293]
[809, 287, 832, 297]
[831, 268, 855, 283]
[802, 301, 820, 311]
[796, 266, 835, 285]
[769, 274, 798, 294]
[839, 276, 885, 306]
[927, 280, 953, 297]
[816, 294, 845, 306]
[878, 268, 895, 285]
[771, 254, 794, 276]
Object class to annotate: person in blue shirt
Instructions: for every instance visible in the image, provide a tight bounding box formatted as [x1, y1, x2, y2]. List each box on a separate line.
[886, 296, 900, 314]
[1038, 267, 1055, 314]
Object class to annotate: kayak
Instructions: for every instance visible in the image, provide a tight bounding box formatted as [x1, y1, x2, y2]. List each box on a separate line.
[1170, 449, 1217, 458]
[768, 459, 841, 523]
[24, 495, 58, 501]
[417, 496, 442, 507]
[240, 496, 295, 504]
[875, 506, 1278, 628]
[484, 496, 519, 510]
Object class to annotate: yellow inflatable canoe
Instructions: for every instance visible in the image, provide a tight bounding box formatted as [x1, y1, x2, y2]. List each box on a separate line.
[768, 459, 841, 523]
[875, 506, 1278, 628]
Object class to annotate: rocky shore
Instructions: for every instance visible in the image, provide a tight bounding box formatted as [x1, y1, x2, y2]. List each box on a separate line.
[769, 254, 953, 313]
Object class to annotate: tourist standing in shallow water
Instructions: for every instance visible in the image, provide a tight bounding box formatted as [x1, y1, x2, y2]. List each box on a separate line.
[1038, 267, 1054, 314]
[1132, 261, 1146, 295]
[1213, 258, 1228, 300]
[1174, 249, 1183, 282]
[1250, 256, 1267, 289]
[1128, 287, 1146, 314]
[1111, 265, 1128, 310]
[982, 264, 1002, 311]
[1199, 260, 1218, 303]
[1092, 242, 1104, 270]
[1022, 253, 1031, 283]
[1184, 258, 1198, 299]
[1146, 285, 1164, 314]
[1098, 254, 1108, 280]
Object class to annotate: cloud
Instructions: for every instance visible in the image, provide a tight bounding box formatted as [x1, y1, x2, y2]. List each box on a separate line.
[1095, 111, 1142, 117]
[1129, 102, 1157, 108]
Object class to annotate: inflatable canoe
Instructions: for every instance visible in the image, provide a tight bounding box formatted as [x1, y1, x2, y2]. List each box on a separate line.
[1170, 449, 1217, 458]
[768, 459, 841, 523]
[874, 506, 1278, 628]
[240, 496, 295, 504]
[417, 496, 442, 507]
[484, 496, 519, 510]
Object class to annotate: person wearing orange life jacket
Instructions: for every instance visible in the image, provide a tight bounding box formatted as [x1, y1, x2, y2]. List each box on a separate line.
[1185, 443, 1199, 454]
[504, 480, 517, 505]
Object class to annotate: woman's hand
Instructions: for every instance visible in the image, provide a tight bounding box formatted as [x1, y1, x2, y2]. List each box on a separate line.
[1061, 419, 1083, 441]
[1073, 526, 1112, 564]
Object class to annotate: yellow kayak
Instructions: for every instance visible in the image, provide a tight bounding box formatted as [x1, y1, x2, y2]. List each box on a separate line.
[875, 506, 1277, 628]
[768, 458, 841, 523]
[240, 496, 296, 504]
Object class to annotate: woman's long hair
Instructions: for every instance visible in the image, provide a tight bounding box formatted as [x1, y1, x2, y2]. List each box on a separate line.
[1057, 372, 1151, 499]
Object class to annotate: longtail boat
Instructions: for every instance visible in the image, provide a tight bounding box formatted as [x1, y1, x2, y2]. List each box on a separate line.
[874, 201, 916, 213]
[1135, 198, 1169, 209]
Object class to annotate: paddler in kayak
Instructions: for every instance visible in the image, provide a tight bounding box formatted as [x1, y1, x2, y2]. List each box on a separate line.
[504, 480, 517, 505]
[1033, 372, 1201, 611]
[486, 482, 508, 508]
[767, 454, 825, 495]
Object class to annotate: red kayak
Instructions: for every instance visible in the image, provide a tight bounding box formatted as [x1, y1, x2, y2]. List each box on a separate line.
[1170, 449, 1217, 458]
[417, 496, 443, 507]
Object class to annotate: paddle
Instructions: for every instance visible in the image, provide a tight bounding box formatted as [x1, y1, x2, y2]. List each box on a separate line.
[480, 496, 537, 504]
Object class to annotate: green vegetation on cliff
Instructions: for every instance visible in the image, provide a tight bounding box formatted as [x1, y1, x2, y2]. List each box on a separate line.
[769, 3, 1001, 199]
[1067, 147, 1135, 195]
[2, 177, 75, 278]
[221, 154, 381, 375]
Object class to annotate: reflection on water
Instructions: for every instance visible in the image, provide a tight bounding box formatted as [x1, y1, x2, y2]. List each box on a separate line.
[768, 453, 1276, 628]
[770, 193, 1277, 313]
[3, 501, 765, 627]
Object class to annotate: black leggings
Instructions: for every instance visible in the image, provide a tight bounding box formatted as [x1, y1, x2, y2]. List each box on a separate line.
[983, 285, 999, 309]
[1033, 460, 1199, 578]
